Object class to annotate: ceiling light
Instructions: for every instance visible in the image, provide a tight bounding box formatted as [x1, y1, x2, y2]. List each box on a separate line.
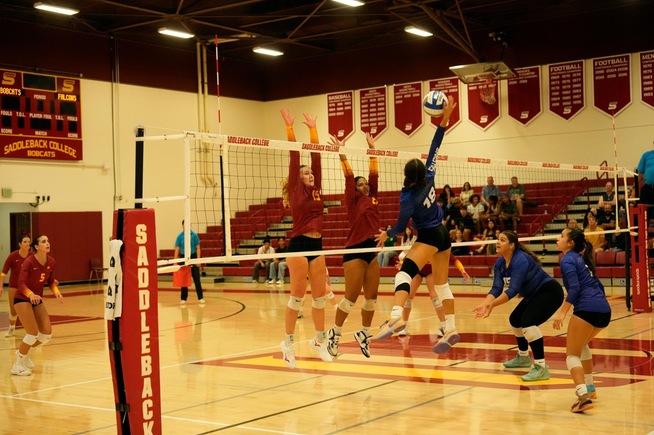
[405, 26, 433, 37]
[253, 47, 284, 57]
[332, 0, 365, 7]
[33, 2, 79, 15]
[158, 27, 195, 39]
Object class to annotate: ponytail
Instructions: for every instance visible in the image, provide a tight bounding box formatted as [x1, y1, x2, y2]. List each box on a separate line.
[567, 228, 596, 276]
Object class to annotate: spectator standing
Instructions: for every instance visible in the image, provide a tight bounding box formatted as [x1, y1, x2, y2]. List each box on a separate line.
[174, 220, 205, 306]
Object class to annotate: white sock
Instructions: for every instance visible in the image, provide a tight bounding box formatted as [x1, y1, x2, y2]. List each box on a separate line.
[518, 350, 530, 357]
[535, 358, 545, 367]
[361, 326, 371, 336]
[575, 384, 588, 397]
[285, 334, 294, 346]
[390, 305, 403, 319]
[315, 330, 326, 342]
[584, 373, 594, 385]
[333, 325, 343, 335]
[444, 314, 456, 332]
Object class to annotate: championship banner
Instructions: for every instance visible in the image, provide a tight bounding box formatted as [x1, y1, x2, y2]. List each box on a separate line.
[393, 82, 422, 137]
[327, 91, 354, 140]
[0, 68, 82, 161]
[593, 54, 631, 116]
[359, 86, 387, 138]
[507, 66, 542, 125]
[108, 209, 162, 434]
[548, 60, 584, 120]
[427, 78, 460, 130]
[467, 81, 500, 130]
[640, 50, 654, 109]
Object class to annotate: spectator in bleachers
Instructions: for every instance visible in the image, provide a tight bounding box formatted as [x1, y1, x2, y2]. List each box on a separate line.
[377, 224, 399, 267]
[481, 176, 501, 208]
[459, 181, 474, 205]
[252, 237, 275, 283]
[453, 204, 475, 240]
[480, 195, 501, 228]
[567, 219, 580, 230]
[473, 219, 497, 255]
[597, 181, 615, 209]
[584, 213, 606, 252]
[444, 197, 462, 232]
[451, 229, 470, 256]
[467, 194, 485, 234]
[269, 236, 288, 284]
[506, 176, 526, 216]
[613, 214, 628, 252]
[499, 194, 519, 232]
[439, 184, 455, 210]
[618, 185, 635, 212]
[597, 202, 616, 248]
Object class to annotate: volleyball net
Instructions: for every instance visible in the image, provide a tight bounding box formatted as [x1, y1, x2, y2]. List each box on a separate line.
[133, 128, 637, 273]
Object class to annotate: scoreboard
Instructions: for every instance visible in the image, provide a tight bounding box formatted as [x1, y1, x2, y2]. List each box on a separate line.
[1, 68, 83, 161]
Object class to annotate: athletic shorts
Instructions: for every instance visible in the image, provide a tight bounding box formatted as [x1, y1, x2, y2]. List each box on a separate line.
[288, 235, 323, 262]
[574, 310, 611, 328]
[14, 298, 42, 306]
[343, 238, 377, 264]
[415, 225, 451, 251]
[418, 263, 432, 277]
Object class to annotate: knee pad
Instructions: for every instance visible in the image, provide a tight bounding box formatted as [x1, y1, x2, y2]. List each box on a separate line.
[23, 334, 38, 346]
[431, 297, 442, 309]
[512, 327, 524, 337]
[394, 271, 412, 293]
[581, 344, 592, 361]
[338, 298, 355, 313]
[434, 283, 453, 301]
[9, 314, 17, 322]
[361, 299, 377, 312]
[312, 296, 326, 309]
[403, 299, 413, 309]
[287, 296, 303, 311]
[566, 355, 582, 371]
[37, 332, 52, 344]
[522, 326, 543, 343]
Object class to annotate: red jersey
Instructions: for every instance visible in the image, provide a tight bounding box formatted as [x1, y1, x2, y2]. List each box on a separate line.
[17, 254, 56, 300]
[343, 159, 380, 247]
[289, 150, 323, 237]
[2, 250, 31, 288]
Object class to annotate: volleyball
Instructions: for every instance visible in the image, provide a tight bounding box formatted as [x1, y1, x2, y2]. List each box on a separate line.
[423, 90, 448, 117]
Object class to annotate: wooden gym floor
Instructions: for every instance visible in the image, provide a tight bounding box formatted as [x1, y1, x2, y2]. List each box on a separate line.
[1, 280, 652, 434]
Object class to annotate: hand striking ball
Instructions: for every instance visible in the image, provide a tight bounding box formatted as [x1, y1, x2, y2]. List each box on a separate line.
[423, 90, 448, 117]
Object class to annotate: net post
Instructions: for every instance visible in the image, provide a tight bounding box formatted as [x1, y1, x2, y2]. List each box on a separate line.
[135, 126, 145, 209]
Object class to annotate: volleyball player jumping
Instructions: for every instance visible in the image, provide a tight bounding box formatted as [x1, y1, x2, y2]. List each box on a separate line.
[279, 109, 332, 368]
[325, 131, 380, 358]
[375, 96, 462, 354]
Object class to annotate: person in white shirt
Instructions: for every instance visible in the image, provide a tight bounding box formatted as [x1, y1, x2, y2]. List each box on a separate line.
[252, 237, 275, 283]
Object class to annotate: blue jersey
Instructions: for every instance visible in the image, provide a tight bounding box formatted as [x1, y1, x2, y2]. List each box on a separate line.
[637, 149, 654, 185]
[175, 230, 200, 255]
[489, 250, 553, 300]
[560, 251, 611, 313]
[388, 126, 445, 238]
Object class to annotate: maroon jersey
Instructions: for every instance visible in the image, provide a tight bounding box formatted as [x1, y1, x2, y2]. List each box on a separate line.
[289, 150, 323, 237]
[2, 250, 31, 288]
[17, 254, 56, 300]
[344, 163, 380, 247]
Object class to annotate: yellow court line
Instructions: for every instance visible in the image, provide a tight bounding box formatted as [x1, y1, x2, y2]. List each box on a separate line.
[231, 355, 571, 386]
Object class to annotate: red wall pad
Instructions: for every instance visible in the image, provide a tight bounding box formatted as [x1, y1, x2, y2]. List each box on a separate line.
[630, 204, 652, 313]
[108, 209, 162, 434]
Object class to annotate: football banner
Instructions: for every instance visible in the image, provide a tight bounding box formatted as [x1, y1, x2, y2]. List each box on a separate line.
[548, 60, 584, 120]
[593, 54, 631, 116]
